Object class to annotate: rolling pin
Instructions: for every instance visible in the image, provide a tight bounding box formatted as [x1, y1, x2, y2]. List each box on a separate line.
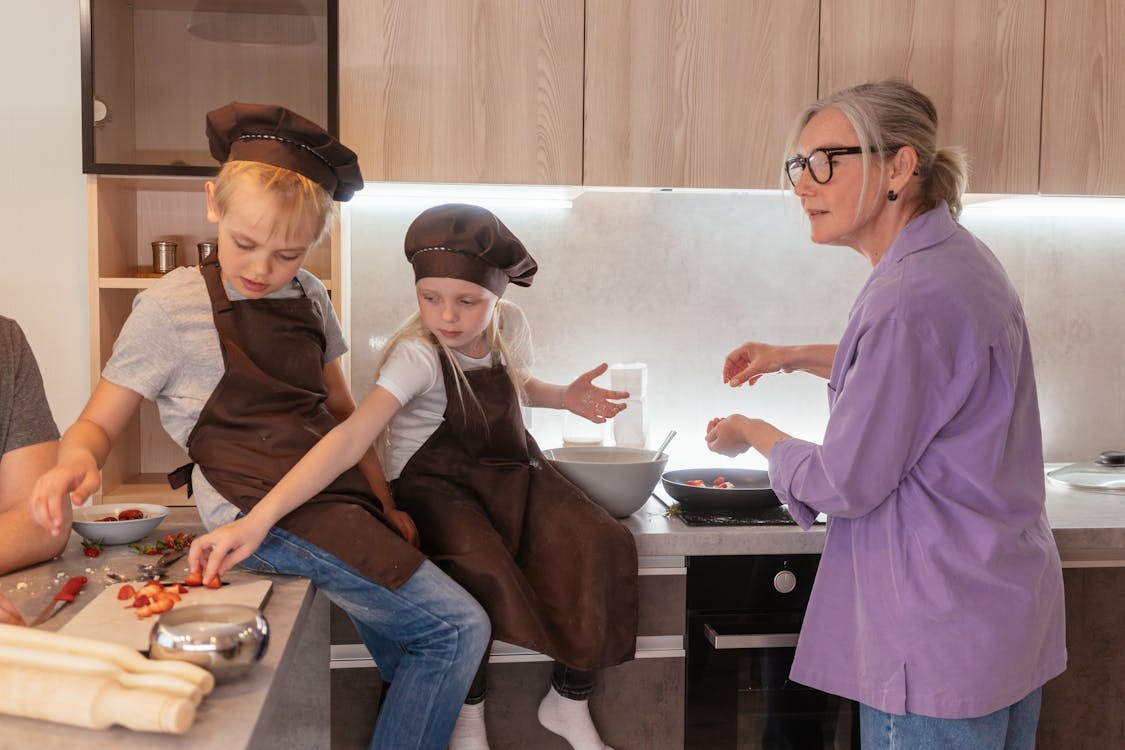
[0, 623, 213, 693]
[0, 661, 195, 733]
[0, 643, 202, 705]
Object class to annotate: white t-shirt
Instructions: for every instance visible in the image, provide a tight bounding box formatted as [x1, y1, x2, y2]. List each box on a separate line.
[376, 302, 533, 480]
[102, 266, 347, 530]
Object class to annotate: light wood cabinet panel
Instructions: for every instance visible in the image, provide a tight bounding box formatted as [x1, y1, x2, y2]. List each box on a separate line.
[339, 0, 583, 185]
[584, 0, 818, 189]
[1040, 0, 1125, 195]
[820, 0, 1044, 195]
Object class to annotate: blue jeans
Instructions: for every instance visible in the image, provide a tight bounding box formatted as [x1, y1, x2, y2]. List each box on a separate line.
[238, 524, 490, 750]
[860, 688, 1043, 750]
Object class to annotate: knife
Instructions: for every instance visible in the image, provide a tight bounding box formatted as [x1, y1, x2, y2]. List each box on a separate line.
[28, 576, 87, 626]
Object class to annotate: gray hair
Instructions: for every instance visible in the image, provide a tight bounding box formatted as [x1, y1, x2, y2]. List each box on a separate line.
[785, 79, 969, 219]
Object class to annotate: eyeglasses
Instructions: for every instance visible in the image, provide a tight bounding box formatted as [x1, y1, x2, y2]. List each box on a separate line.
[784, 146, 872, 188]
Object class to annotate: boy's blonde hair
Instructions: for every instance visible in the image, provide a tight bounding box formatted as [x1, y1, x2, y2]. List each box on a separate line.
[372, 299, 531, 454]
[211, 160, 338, 245]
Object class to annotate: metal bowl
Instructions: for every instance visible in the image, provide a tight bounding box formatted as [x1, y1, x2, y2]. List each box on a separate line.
[149, 604, 270, 683]
[544, 446, 668, 518]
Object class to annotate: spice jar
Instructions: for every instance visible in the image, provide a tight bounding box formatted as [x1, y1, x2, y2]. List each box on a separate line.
[197, 242, 217, 264]
[151, 241, 178, 274]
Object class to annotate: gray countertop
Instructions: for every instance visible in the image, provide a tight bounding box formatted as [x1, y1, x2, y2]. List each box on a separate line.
[0, 509, 329, 749]
[625, 469, 1125, 566]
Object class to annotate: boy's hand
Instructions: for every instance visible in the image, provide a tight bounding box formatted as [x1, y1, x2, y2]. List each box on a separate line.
[29, 456, 101, 536]
[385, 508, 420, 548]
[189, 515, 271, 585]
[562, 363, 629, 424]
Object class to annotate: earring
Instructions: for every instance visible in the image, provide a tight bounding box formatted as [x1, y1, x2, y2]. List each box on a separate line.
[887, 190, 898, 202]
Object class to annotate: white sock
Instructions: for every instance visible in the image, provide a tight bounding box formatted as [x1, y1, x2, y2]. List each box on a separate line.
[537, 686, 614, 750]
[449, 701, 490, 750]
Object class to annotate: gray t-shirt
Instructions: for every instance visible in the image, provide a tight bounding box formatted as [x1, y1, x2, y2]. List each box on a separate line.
[102, 267, 347, 530]
[0, 316, 59, 457]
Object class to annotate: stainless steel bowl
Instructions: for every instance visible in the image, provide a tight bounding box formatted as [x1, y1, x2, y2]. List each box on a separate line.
[149, 604, 269, 683]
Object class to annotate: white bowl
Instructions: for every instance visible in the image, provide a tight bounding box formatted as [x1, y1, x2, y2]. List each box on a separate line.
[71, 503, 169, 546]
[544, 446, 668, 518]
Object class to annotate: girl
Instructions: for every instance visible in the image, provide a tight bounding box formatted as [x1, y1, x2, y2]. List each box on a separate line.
[191, 203, 640, 750]
[30, 103, 489, 750]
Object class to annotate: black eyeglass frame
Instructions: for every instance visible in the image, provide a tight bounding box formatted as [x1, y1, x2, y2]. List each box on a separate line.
[784, 146, 876, 188]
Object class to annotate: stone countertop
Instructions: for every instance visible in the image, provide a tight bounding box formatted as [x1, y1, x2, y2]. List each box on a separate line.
[0, 508, 328, 749]
[624, 470, 1125, 566]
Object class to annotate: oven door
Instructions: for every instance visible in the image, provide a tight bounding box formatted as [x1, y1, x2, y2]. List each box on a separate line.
[685, 611, 859, 749]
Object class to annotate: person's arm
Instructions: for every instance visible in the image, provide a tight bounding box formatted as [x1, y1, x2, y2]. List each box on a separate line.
[322, 359, 418, 546]
[0, 440, 71, 574]
[723, 343, 838, 387]
[705, 415, 792, 460]
[190, 384, 405, 582]
[524, 362, 629, 423]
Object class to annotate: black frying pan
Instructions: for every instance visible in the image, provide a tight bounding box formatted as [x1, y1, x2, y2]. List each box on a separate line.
[660, 468, 779, 513]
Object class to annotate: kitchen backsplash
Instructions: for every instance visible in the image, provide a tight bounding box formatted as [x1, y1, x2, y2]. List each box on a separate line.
[348, 190, 1124, 470]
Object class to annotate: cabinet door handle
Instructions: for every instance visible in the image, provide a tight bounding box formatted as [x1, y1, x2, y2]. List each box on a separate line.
[703, 624, 799, 650]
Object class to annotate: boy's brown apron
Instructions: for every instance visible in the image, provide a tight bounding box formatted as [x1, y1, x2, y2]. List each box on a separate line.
[394, 349, 639, 671]
[171, 258, 424, 589]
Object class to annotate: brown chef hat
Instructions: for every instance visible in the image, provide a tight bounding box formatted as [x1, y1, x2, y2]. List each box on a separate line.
[404, 204, 538, 296]
[205, 102, 364, 202]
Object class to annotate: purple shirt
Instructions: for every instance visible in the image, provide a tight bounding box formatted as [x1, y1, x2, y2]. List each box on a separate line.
[770, 204, 1066, 718]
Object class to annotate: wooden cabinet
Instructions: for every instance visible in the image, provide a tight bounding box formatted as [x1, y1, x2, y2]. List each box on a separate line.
[82, 0, 335, 174]
[584, 0, 819, 189]
[819, 0, 1045, 195]
[86, 175, 342, 506]
[338, 0, 584, 185]
[1040, 0, 1125, 196]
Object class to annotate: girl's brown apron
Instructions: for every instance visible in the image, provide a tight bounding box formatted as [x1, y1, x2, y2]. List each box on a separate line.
[394, 348, 638, 671]
[171, 258, 424, 589]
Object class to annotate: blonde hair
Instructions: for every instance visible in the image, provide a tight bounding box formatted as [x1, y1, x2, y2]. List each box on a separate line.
[211, 160, 338, 245]
[784, 79, 970, 219]
[371, 298, 530, 453]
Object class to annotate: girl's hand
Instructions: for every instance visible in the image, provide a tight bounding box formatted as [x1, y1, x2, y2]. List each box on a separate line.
[705, 414, 754, 457]
[723, 342, 785, 388]
[561, 363, 629, 423]
[385, 508, 420, 548]
[28, 455, 101, 536]
[0, 593, 24, 626]
[189, 515, 272, 585]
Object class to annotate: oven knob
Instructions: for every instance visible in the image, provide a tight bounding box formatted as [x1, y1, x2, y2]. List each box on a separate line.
[773, 569, 797, 594]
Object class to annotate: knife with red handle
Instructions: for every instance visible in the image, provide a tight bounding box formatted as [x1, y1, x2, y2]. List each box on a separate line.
[28, 576, 88, 626]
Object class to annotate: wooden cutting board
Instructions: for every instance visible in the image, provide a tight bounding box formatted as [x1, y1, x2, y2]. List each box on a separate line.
[59, 579, 273, 651]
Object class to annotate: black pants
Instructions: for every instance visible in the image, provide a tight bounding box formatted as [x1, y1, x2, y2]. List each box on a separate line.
[465, 643, 598, 703]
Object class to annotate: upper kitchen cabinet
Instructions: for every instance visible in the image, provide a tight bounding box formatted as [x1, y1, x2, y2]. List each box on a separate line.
[584, 0, 819, 189]
[1040, 0, 1125, 195]
[820, 0, 1044, 195]
[81, 0, 336, 175]
[339, 0, 584, 185]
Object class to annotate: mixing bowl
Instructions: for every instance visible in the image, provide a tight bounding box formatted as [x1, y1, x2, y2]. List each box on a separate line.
[544, 446, 668, 518]
[71, 502, 168, 545]
[149, 604, 270, 683]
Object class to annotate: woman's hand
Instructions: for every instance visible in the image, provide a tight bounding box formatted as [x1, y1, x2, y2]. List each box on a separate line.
[561, 363, 629, 423]
[28, 453, 101, 537]
[0, 593, 24, 626]
[385, 508, 420, 548]
[723, 342, 787, 388]
[189, 514, 272, 585]
[706, 415, 791, 459]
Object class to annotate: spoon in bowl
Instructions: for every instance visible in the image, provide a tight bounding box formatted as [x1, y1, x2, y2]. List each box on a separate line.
[651, 430, 676, 461]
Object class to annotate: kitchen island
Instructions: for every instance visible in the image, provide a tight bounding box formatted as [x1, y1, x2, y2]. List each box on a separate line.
[0, 509, 329, 750]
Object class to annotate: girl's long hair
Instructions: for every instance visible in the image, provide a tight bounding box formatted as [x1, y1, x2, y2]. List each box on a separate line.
[371, 298, 530, 456]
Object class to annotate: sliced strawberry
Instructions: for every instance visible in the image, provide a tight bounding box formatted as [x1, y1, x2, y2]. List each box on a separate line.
[81, 539, 103, 558]
[117, 508, 145, 521]
[116, 584, 136, 601]
[204, 574, 223, 589]
[184, 570, 204, 587]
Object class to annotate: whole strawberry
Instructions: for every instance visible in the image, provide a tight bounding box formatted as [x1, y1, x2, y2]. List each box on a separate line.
[81, 538, 103, 558]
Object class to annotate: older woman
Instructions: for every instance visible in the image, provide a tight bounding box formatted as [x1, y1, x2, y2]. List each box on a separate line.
[705, 79, 1066, 749]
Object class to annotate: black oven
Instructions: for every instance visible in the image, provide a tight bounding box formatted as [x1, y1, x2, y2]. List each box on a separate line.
[685, 554, 859, 749]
